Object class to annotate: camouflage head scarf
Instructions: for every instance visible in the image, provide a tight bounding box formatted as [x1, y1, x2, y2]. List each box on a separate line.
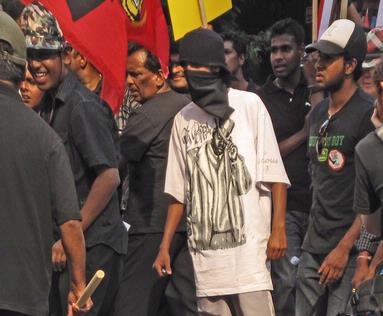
[20, 3, 65, 51]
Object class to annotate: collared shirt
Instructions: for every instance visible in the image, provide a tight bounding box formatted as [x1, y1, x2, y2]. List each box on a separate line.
[257, 73, 312, 213]
[120, 90, 190, 234]
[40, 71, 127, 254]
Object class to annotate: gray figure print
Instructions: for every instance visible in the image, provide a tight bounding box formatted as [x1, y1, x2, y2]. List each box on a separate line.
[186, 118, 252, 251]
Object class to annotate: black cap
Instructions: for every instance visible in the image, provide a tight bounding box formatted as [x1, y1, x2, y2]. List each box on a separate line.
[306, 19, 366, 64]
[179, 28, 230, 74]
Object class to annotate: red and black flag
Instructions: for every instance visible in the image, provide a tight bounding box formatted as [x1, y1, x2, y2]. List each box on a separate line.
[22, 0, 170, 112]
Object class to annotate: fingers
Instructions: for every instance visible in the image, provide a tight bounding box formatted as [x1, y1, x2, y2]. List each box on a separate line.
[152, 256, 172, 277]
[53, 252, 67, 272]
[267, 244, 287, 260]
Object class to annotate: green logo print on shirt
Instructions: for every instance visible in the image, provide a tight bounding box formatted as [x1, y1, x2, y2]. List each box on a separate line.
[309, 135, 345, 162]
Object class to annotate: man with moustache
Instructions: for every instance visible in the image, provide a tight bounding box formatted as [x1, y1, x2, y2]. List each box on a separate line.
[257, 18, 312, 316]
[296, 19, 375, 316]
[168, 41, 189, 94]
[114, 42, 197, 316]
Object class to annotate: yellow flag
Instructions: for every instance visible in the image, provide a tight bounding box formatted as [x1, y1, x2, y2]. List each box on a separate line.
[168, 0, 232, 41]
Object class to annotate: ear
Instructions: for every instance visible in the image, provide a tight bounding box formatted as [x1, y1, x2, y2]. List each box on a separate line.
[344, 58, 357, 76]
[62, 49, 72, 66]
[79, 54, 87, 69]
[298, 43, 305, 58]
[239, 53, 245, 66]
[154, 70, 166, 87]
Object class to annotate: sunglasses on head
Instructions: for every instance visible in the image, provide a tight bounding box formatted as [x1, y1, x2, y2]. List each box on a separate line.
[316, 116, 332, 157]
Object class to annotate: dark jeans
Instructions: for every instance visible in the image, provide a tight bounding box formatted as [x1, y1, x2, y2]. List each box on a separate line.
[271, 210, 309, 316]
[296, 250, 356, 316]
[49, 244, 124, 316]
[112, 232, 198, 316]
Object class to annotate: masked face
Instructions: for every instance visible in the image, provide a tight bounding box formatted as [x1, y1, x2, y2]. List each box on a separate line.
[184, 64, 232, 120]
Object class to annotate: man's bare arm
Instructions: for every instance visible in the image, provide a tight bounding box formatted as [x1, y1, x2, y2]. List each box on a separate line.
[60, 220, 86, 298]
[81, 167, 120, 231]
[267, 182, 287, 260]
[319, 215, 362, 285]
[153, 198, 185, 276]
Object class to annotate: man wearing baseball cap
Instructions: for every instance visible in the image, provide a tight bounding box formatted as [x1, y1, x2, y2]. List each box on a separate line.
[153, 28, 290, 316]
[21, 3, 128, 315]
[0, 11, 90, 316]
[296, 19, 375, 315]
[358, 27, 383, 98]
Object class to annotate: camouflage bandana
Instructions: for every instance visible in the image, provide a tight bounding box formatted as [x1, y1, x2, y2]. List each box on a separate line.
[20, 3, 65, 51]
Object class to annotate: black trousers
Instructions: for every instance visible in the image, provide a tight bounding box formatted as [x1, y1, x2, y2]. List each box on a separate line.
[49, 244, 124, 316]
[0, 311, 28, 316]
[112, 232, 198, 316]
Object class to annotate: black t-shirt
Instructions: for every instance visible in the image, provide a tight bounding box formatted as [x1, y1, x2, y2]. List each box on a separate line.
[40, 72, 127, 254]
[0, 84, 81, 315]
[303, 89, 374, 254]
[257, 74, 312, 213]
[120, 90, 190, 234]
[354, 127, 383, 215]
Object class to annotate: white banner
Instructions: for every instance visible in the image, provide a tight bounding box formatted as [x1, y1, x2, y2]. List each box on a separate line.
[319, 0, 334, 38]
[376, 0, 383, 27]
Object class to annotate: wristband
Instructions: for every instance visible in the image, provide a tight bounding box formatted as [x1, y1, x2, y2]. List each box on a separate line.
[357, 255, 372, 261]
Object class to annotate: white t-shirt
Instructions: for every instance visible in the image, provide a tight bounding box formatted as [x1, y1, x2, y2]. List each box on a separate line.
[165, 88, 290, 297]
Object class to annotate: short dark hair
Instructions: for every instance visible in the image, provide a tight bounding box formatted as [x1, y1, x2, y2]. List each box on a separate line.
[128, 42, 161, 73]
[343, 52, 363, 81]
[269, 18, 305, 46]
[0, 40, 25, 84]
[220, 32, 246, 56]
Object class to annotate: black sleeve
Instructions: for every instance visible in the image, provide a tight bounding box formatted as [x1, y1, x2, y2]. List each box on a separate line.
[120, 110, 159, 161]
[358, 108, 375, 140]
[70, 100, 118, 170]
[354, 151, 380, 214]
[49, 141, 82, 225]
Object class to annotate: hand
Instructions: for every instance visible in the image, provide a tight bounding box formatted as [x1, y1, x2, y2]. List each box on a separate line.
[152, 248, 172, 277]
[371, 106, 383, 129]
[227, 142, 238, 162]
[318, 245, 349, 285]
[267, 226, 287, 260]
[352, 255, 370, 289]
[67, 284, 93, 316]
[52, 239, 67, 272]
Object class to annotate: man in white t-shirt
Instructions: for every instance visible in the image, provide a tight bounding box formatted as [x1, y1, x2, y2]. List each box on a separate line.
[153, 28, 290, 316]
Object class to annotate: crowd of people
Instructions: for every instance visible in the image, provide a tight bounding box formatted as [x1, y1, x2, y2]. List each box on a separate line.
[1, 1, 383, 316]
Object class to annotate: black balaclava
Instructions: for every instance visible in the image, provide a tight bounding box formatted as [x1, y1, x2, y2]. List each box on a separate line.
[179, 28, 234, 122]
[185, 69, 233, 121]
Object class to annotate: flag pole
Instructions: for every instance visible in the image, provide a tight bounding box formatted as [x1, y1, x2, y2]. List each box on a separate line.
[312, 0, 318, 41]
[198, 0, 208, 28]
[340, 0, 348, 19]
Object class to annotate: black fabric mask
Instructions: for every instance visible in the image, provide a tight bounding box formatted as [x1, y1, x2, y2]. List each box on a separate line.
[185, 70, 234, 121]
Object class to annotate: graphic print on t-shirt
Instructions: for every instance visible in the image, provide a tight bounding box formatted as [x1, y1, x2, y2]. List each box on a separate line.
[184, 118, 252, 251]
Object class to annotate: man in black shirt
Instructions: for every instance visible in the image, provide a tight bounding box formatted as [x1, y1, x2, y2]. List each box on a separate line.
[0, 11, 90, 316]
[352, 60, 383, 289]
[21, 4, 127, 316]
[296, 19, 375, 316]
[220, 32, 258, 93]
[114, 43, 197, 316]
[257, 18, 312, 316]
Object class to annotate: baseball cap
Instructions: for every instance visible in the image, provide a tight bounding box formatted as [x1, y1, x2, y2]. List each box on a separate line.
[0, 11, 26, 66]
[20, 3, 65, 51]
[179, 28, 230, 74]
[362, 27, 383, 69]
[306, 19, 367, 64]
